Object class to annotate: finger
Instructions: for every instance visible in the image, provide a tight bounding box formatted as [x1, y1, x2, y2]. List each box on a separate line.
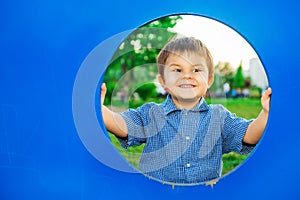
[100, 83, 107, 105]
[101, 83, 107, 95]
[266, 87, 272, 96]
[262, 87, 272, 99]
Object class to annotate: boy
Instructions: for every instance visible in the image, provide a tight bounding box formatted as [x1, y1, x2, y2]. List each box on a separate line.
[101, 37, 272, 185]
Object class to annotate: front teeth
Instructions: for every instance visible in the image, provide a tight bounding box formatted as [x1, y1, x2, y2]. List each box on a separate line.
[180, 84, 193, 88]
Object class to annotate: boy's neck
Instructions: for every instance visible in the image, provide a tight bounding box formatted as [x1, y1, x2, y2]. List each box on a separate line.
[171, 96, 202, 110]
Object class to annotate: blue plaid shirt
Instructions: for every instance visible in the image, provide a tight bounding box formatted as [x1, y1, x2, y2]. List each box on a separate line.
[118, 95, 254, 184]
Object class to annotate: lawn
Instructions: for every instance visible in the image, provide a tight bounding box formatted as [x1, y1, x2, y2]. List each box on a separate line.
[107, 97, 263, 177]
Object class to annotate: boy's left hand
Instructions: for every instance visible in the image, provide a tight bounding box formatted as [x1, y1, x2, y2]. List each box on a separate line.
[261, 87, 272, 112]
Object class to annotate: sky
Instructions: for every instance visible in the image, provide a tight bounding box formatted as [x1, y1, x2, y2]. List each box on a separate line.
[169, 15, 259, 70]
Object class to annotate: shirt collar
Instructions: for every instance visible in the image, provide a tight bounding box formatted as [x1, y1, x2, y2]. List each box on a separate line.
[161, 94, 209, 115]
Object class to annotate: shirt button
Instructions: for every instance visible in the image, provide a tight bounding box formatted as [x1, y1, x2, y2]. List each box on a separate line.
[185, 136, 190, 140]
[186, 163, 191, 168]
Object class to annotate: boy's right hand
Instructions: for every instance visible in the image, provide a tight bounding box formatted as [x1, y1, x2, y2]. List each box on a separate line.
[101, 83, 107, 105]
[100, 82, 128, 137]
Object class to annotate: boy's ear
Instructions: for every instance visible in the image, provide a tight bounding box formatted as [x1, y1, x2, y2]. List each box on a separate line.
[157, 74, 165, 87]
[208, 75, 214, 88]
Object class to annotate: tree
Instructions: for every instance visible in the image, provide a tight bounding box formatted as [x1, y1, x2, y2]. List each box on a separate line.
[215, 62, 235, 84]
[135, 82, 157, 101]
[209, 62, 235, 96]
[104, 15, 182, 105]
[232, 64, 245, 89]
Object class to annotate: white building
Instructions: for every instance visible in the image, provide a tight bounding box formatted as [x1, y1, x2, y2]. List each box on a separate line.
[245, 58, 269, 90]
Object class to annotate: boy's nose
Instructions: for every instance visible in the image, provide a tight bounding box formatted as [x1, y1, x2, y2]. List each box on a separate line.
[182, 71, 193, 79]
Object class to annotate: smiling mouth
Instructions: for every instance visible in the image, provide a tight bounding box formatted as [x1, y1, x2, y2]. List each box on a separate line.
[179, 84, 196, 88]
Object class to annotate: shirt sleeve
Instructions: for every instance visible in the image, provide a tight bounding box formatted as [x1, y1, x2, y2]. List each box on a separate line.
[117, 103, 154, 149]
[219, 105, 255, 154]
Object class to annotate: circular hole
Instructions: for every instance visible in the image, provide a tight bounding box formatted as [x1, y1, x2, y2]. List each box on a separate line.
[101, 14, 270, 186]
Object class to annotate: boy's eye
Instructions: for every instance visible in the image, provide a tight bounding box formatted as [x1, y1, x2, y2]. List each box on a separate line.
[193, 69, 201, 72]
[173, 69, 181, 72]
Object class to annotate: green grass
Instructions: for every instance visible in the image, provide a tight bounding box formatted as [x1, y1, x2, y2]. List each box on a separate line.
[221, 152, 248, 175]
[107, 97, 262, 177]
[207, 98, 262, 119]
[108, 133, 144, 170]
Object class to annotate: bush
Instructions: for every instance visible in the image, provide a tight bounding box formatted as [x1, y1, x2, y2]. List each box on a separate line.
[134, 83, 157, 100]
[249, 85, 262, 98]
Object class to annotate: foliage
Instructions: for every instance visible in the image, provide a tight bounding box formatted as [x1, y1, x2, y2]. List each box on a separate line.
[103, 81, 117, 105]
[209, 72, 221, 92]
[232, 64, 245, 88]
[134, 82, 157, 101]
[210, 62, 235, 93]
[103, 15, 182, 105]
[249, 85, 263, 98]
[216, 62, 235, 82]
[222, 152, 248, 175]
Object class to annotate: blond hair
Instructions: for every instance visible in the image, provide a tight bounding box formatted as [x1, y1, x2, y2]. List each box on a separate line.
[157, 37, 214, 80]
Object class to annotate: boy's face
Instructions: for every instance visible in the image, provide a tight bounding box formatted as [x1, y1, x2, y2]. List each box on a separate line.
[158, 52, 213, 108]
